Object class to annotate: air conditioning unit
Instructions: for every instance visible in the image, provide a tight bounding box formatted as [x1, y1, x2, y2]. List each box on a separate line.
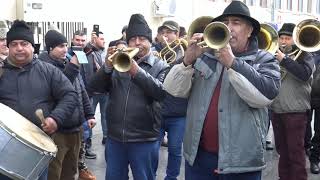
[16, 0, 45, 21]
[153, 0, 177, 17]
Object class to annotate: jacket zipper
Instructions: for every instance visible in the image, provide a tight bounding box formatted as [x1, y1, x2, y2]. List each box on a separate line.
[122, 80, 132, 142]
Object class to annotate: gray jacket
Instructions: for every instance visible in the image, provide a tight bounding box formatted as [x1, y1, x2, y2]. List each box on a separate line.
[180, 39, 280, 173]
[271, 51, 314, 113]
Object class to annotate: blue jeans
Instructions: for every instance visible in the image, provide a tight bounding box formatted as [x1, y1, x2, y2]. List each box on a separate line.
[159, 116, 186, 180]
[91, 94, 108, 138]
[185, 148, 261, 180]
[105, 138, 159, 180]
[0, 167, 48, 180]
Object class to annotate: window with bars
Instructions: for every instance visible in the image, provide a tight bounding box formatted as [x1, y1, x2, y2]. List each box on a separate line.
[275, 0, 281, 9]
[307, 0, 312, 13]
[287, 0, 292, 10]
[298, 0, 303, 12]
[260, 0, 267, 8]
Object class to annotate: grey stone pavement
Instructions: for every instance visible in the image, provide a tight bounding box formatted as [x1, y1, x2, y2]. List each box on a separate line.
[86, 108, 319, 180]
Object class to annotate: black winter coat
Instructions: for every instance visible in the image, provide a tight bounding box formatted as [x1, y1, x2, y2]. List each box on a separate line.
[89, 53, 169, 142]
[0, 58, 78, 129]
[39, 52, 95, 133]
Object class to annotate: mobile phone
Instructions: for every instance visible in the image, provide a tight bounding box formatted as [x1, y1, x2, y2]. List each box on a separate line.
[93, 24, 99, 36]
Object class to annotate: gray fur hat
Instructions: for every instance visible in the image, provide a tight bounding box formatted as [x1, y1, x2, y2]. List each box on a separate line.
[0, 20, 9, 39]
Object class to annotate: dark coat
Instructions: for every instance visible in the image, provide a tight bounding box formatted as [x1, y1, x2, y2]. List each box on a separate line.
[39, 52, 95, 133]
[0, 57, 78, 129]
[311, 51, 320, 108]
[89, 53, 169, 142]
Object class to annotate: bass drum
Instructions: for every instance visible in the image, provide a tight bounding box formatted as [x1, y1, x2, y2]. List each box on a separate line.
[0, 103, 57, 180]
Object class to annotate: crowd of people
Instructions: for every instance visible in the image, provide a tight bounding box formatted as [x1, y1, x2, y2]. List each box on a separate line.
[0, 1, 320, 180]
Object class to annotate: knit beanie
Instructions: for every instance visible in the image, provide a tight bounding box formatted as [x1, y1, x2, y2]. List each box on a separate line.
[6, 20, 34, 47]
[45, 30, 67, 52]
[126, 14, 152, 43]
[0, 20, 8, 39]
[278, 23, 295, 37]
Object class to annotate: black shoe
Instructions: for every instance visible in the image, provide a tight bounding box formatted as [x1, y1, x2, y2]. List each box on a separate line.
[102, 137, 107, 145]
[310, 162, 320, 174]
[85, 149, 97, 159]
[266, 141, 274, 150]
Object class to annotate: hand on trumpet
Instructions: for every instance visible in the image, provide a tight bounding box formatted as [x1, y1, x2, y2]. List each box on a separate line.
[183, 33, 206, 66]
[215, 44, 235, 69]
[105, 46, 117, 68]
[275, 49, 285, 62]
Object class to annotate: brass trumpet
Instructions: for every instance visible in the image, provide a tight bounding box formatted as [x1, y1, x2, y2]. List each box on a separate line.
[159, 38, 188, 64]
[257, 23, 279, 54]
[107, 47, 139, 72]
[187, 16, 230, 49]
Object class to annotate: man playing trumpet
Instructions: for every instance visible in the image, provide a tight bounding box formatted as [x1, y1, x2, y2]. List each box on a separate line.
[163, 1, 280, 179]
[271, 23, 315, 180]
[88, 14, 169, 180]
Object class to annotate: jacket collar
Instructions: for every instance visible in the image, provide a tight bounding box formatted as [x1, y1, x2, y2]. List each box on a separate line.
[233, 37, 259, 57]
[137, 50, 158, 67]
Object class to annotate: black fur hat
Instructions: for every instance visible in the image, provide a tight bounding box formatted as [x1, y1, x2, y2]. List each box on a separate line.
[126, 14, 152, 43]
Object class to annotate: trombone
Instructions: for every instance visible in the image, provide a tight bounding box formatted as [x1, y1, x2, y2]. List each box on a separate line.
[107, 47, 139, 72]
[281, 19, 320, 79]
[159, 38, 188, 64]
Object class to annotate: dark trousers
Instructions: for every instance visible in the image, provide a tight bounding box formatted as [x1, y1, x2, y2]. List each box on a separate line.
[48, 132, 81, 180]
[271, 112, 308, 180]
[307, 108, 320, 163]
[185, 148, 261, 180]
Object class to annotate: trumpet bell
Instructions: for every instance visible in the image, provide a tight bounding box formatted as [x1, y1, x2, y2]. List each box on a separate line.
[258, 23, 279, 54]
[203, 22, 230, 49]
[293, 19, 320, 52]
[110, 48, 139, 72]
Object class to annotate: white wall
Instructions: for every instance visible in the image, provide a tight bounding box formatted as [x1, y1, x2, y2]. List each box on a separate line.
[0, 0, 17, 20]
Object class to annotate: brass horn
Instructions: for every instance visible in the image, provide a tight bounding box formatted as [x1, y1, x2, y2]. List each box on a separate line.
[187, 16, 214, 40]
[108, 47, 139, 72]
[293, 19, 320, 53]
[258, 23, 279, 54]
[159, 38, 188, 64]
[198, 22, 231, 49]
[187, 16, 230, 49]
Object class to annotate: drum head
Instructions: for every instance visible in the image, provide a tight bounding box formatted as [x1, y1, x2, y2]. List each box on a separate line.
[0, 103, 57, 153]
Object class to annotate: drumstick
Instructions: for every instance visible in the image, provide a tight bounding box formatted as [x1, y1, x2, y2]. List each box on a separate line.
[35, 109, 46, 124]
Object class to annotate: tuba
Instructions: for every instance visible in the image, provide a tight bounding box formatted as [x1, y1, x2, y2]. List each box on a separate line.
[187, 16, 230, 49]
[257, 23, 279, 54]
[159, 38, 188, 64]
[108, 47, 139, 72]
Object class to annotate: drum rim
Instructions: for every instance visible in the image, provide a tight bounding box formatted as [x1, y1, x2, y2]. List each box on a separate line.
[0, 120, 57, 155]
